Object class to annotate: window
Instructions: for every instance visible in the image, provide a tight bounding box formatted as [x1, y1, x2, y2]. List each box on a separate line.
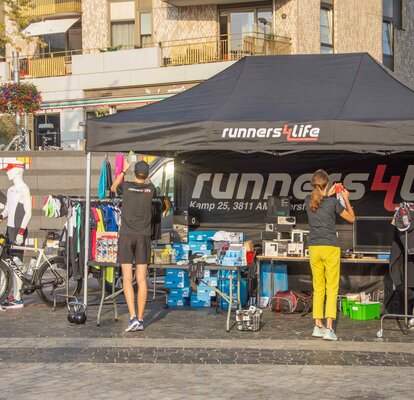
[382, 0, 400, 71]
[382, 20, 393, 56]
[219, 7, 274, 56]
[320, 4, 333, 54]
[140, 13, 152, 47]
[257, 9, 273, 38]
[383, 0, 402, 30]
[111, 21, 135, 48]
[165, 161, 174, 201]
[42, 33, 66, 54]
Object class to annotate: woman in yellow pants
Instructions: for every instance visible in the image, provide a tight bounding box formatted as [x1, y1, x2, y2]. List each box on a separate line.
[305, 170, 355, 341]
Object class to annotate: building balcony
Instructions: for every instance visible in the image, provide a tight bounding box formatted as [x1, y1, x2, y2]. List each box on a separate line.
[24, 0, 82, 18]
[10, 33, 291, 79]
[163, 0, 268, 6]
[161, 32, 292, 67]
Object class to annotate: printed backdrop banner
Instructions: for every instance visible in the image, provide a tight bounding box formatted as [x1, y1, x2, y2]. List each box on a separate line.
[175, 152, 414, 224]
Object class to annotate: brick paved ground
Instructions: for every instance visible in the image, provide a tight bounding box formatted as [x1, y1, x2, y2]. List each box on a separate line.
[0, 288, 413, 399]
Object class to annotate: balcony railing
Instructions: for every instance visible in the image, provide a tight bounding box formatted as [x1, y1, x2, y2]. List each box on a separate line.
[14, 33, 291, 78]
[19, 51, 79, 78]
[161, 32, 292, 67]
[24, 0, 82, 17]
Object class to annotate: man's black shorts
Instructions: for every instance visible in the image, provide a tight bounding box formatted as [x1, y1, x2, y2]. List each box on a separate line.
[117, 234, 151, 264]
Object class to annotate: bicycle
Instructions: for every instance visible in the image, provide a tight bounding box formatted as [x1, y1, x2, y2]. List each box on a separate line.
[0, 229, 82, 307]
[40, 136, 63, 151]
[0, 127, 31, 151]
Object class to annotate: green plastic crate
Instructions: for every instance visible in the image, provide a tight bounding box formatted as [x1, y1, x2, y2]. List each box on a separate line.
[341, 299, 357, 317]
[349, 302, 381, 320]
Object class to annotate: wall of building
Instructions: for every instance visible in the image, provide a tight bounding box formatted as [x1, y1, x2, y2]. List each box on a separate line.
[152, 1, 218, 44]
[82, 0, 109, 50]
[297, 0, 320, 54]
[394, 0, 414, 89]
[334, 0, 382, 62]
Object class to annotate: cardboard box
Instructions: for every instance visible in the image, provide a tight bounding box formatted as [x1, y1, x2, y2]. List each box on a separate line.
[167, 297, 190, 307]
[189, 241, 213, 252]
[199, 276, 218, 287]
[190, 294, 211, 307]
[188, 231, 216, 242]
[164, 275, 190, 289]
[287, 242, 304, 256]
[197, 287, 215, 301]
[166, 268, 188, 278]
[169, 287, 191, 298]
[260, 263, 288, 297]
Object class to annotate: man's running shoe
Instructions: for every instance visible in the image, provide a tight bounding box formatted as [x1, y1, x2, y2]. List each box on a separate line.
[1, 297, 24, 309]
[1, 296, 14, 307]
[125, 317, 140, 332]
[137, 320, 144, 331]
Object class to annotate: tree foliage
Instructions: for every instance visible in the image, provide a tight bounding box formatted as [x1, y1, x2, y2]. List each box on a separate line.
[0, 1, 36, 51]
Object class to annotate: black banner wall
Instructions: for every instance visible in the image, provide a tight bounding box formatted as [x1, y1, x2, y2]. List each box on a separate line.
[175, 151, 414, 225]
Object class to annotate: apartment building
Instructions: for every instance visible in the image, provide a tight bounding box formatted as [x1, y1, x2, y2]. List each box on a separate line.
[0, 0, 413, 149]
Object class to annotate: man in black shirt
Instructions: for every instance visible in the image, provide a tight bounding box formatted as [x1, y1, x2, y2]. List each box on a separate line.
[111, 160, 155, 332]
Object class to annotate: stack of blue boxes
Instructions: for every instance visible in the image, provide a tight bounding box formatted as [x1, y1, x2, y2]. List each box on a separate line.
[260, 263, 288, 297]
[172, 230, 215, 262]
[164, 269, 191, 306]
[192, 273, 218, 307]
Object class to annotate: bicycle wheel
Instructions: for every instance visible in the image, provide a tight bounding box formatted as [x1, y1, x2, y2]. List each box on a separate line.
[0, 260, 11, 304]
[35, 256, 82, 307]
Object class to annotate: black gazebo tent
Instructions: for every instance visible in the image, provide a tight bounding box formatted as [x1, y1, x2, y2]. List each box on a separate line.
[82, 53, 414, 304]
[86, 53, 414, 154]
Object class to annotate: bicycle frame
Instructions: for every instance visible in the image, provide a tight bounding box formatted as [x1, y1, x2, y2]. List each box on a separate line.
[3, 128, 31, 151]
[3, 244, 57, 287]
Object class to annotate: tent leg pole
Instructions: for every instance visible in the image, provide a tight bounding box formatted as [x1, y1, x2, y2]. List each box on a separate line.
[84, 152, 92, 306]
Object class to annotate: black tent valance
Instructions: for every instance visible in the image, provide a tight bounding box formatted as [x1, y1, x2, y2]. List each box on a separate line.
[86, 53, 414, 154]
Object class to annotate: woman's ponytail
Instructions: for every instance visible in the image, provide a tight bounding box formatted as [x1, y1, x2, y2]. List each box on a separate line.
[309, 169, 329, 212]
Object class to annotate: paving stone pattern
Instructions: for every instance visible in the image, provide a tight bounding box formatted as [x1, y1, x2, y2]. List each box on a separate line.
[1, 346, 413, 366]
[0, 291, 413, 399]
[1, 296, 413, 343]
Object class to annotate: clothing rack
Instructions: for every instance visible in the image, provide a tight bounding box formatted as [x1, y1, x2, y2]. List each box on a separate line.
[377, 206, 414, 337]
[52, 195, 121, 307]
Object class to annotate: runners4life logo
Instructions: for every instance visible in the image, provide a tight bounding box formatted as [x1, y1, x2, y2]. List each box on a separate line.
[221, 124, 320, 142]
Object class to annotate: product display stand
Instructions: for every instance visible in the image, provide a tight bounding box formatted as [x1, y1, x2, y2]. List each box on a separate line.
[377, 230, 414, 337]
[53, 196, 84, 309]
[53, 195, 119, 309]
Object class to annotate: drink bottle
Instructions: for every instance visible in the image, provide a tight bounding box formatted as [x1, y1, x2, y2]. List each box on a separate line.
[335, 184, 347, 208]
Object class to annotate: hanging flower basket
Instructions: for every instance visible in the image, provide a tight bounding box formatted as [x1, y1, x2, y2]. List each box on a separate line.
[0, 82, 42, 115]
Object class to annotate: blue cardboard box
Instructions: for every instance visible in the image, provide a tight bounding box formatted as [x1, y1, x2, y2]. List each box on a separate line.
[169, 287, 191, 298]
[164, 275, 190, 289]
[167, 297, 190, 307]
[260, 263, 288, 297]
[190, 296, 211, 307]
[172, 243, 190, 252]
[189, 241, 213, 252]
[188, 231, 216, 242]
[199, 276, 218, 288]
[197, 287, 215, 301]
[175, 251, 190, 261]
[166, 268, 188, 278]
[220, 279, 247, 309]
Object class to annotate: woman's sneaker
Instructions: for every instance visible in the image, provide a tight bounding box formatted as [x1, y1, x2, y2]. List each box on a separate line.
[125, 317, 140, 332]
[312, 325, 326, 338]
[323, 329, 338, 341]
